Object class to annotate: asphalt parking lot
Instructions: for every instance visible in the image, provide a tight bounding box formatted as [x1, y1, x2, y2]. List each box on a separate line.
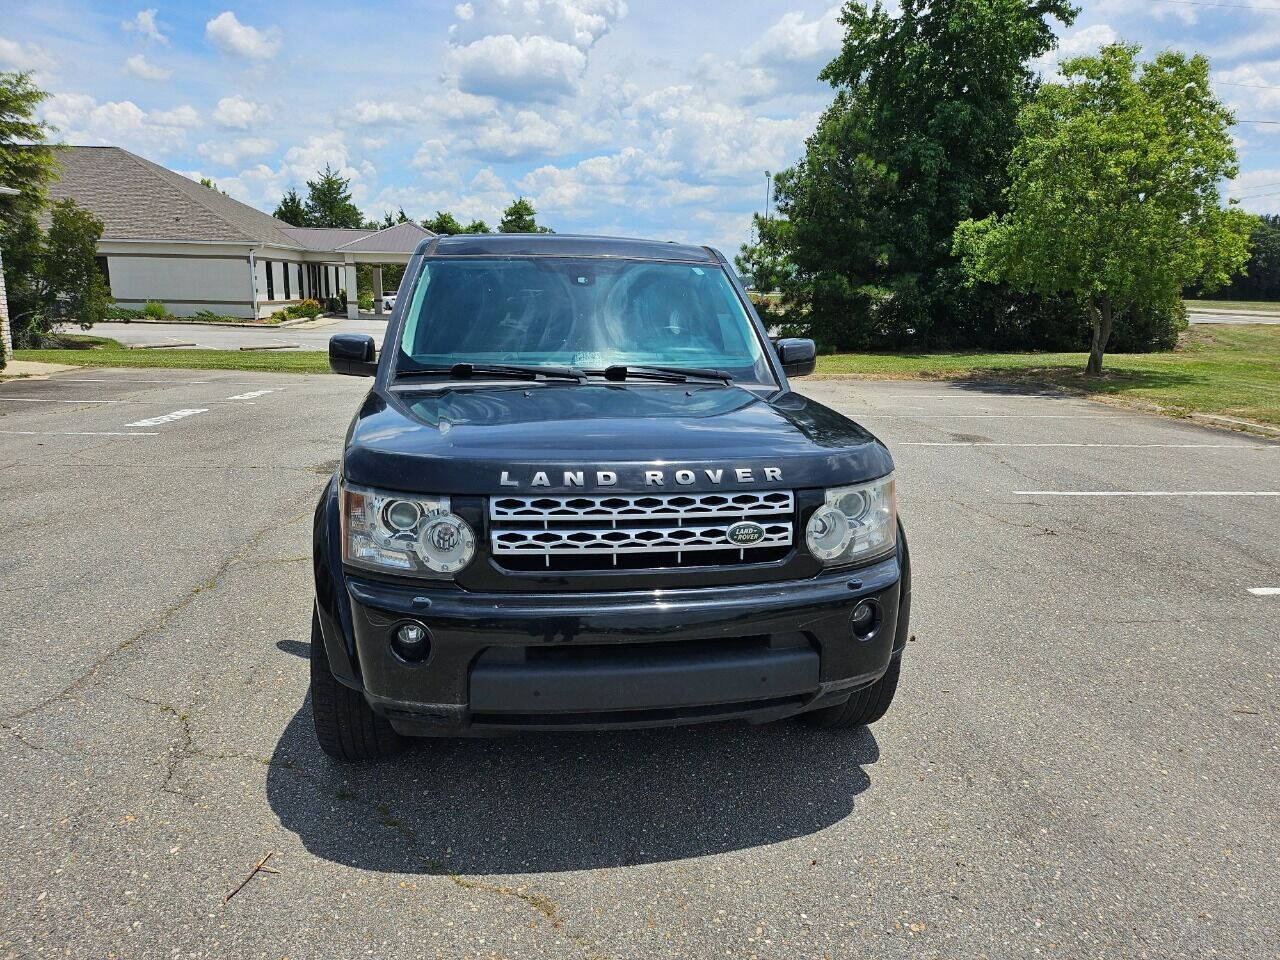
[1, 369, 1277, 959]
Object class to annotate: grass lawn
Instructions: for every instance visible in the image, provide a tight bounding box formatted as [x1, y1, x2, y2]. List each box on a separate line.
[815, 324, 1280, 428]
[14, 335, 330, 374]
[11, 326, 1280, 429]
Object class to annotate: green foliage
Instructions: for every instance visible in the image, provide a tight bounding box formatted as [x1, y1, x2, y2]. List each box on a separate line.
[954, 44, 1254, 373]
[284, 298, 323, 319]
[498, 197, 552, 234]
[0, 70, 57, 222]
[358, 294, 373, 311]
[324, 296, 344, 313]
[104, 305, 145, 320]
[272, 188, 308, 226]
[143, 300, 168, 319]
[423, 210, 491, 235]
[751, 0, 1077, 351]
[423, 210, 463, 234]
[5, 200, 110, 346]
[1194, 215, 1280, 302]
[198, 177, 228, 195]
[302, 164, 363, 228]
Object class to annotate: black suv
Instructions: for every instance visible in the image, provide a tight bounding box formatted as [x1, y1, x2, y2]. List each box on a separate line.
[311, 234, 910, 761]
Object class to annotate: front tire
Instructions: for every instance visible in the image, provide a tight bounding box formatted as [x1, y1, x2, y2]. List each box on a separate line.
[310, 609, 405, 762]
[799, 654, 901, 730]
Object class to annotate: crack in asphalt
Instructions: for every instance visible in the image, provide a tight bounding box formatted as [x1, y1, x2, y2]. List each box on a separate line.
[0, 503, 315, 728]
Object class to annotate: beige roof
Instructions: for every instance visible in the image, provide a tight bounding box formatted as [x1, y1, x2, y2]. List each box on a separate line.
[336, 221, 432, 253]
[47, 146, 301, 246]
[44, 146, 436, 255]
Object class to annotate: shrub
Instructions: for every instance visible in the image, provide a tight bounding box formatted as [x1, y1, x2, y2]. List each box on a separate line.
[358, 295, 373, 311]
[324, 296, 345, 313]
[143, 300, 167, 319]
[284, 298, 323, 319]
[104, 305, 144, 321]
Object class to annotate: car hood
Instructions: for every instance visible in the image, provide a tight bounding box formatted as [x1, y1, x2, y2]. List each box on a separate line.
[342, 382, 893, 495]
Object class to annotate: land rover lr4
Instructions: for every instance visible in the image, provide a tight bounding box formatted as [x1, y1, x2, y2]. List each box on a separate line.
[311, 234, 911, 761]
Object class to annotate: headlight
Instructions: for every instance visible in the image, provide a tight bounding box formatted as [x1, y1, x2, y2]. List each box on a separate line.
[805, 474, 896, 565]
[341, 481, 475, 576]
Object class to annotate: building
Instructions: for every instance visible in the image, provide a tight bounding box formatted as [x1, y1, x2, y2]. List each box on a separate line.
[45, 146, 432, 320]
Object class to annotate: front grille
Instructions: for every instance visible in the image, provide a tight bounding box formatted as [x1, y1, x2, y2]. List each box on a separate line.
[489, 491, 795, 571]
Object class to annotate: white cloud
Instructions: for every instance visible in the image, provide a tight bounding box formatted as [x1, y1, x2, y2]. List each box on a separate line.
[443, 0, 626, 102]
[470, 167, 506, 192]
[1228, 168, 1280, 213]
[198, 136, 276, 167]
[205, 11, 282, 60]
[448, 0, 626, 50]
[347, 100, 424, 127]
[123, 53, 171, 81]
[464, 108, 568, 159]
[151, 104, 201, 127]
[122, 9, 168, 43]
[1214, 60, 1280, 113]
[448, 33, 587, 101]
[0, 36, 56, 72]
[41, 93, 194, 154]
[1034, 23, 1119, 77]
[746, 6, 843, 68]
[212, 94, 267, 129]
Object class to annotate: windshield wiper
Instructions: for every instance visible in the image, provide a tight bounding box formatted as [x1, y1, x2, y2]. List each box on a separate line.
[398, 362, 585, 382]
[595, 364, 734, 384]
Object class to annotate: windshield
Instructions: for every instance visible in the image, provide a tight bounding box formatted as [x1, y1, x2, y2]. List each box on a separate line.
[396, 257, 773, 384]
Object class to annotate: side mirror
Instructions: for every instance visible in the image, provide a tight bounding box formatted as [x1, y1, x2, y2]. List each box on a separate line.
[329, 334, 377, 377]
[776, 338, 816, 378]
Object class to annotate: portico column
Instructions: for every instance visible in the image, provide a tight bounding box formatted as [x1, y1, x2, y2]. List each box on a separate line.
[0, 250, 12, 361]
[344, 257, 359, 320]
[372, 265, 384, 316]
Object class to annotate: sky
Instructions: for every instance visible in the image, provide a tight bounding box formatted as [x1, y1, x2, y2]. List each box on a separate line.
[2, 0, 1279, 253]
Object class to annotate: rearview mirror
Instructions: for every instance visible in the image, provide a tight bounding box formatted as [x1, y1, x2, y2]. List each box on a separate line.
[776, 338, 816, 378]
[329, 334, 377, 377]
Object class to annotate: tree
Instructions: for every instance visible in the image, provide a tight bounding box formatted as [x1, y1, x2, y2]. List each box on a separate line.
[0, 71, 56, 220]
[423, 210, 463, 235]
[272, 188, 308, 226]
[303, 164, 363, 228]
[422, 210, 493, 235]
[1, 70, 59, 366]
[750, 0, 1076, 350]
[499, 197, 552, 233]
[6, 199, 110, 347]
[954, 44, 1254, 374]
[1195, 215, 1280, 302]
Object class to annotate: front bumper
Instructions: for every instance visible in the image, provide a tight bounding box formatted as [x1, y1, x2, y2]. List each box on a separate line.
[314, 483, 911, 735]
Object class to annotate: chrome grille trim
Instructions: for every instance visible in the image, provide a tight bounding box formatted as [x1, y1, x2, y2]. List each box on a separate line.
[488, 491, 796, 566]
[491, 491, 794, 522]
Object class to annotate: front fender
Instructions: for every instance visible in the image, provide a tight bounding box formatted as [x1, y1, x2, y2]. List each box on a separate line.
[312, 475, 361, 686]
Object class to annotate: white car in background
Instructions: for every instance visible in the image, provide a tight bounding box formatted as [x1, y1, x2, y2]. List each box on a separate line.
[380, 293, 396, 312]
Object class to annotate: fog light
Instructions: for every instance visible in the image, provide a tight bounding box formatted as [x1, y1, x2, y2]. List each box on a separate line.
[851, 600, 879, 640]
[392, 621, 431, 662]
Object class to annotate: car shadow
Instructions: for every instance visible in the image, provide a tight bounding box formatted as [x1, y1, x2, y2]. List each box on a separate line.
[266, 698, 879, 875]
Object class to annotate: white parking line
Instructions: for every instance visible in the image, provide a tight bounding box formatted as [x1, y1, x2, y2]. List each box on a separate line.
[125, 408, 208, 428]
[0, 397, 258, 405]
[1015, 490, 1280, 497]
[1247, 588, 1280, 596]
[224, 389, 276, 401]
[904, 442, 1273, 449]
[0, 430, 159, 437]
[861, 414, 1136, 420]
